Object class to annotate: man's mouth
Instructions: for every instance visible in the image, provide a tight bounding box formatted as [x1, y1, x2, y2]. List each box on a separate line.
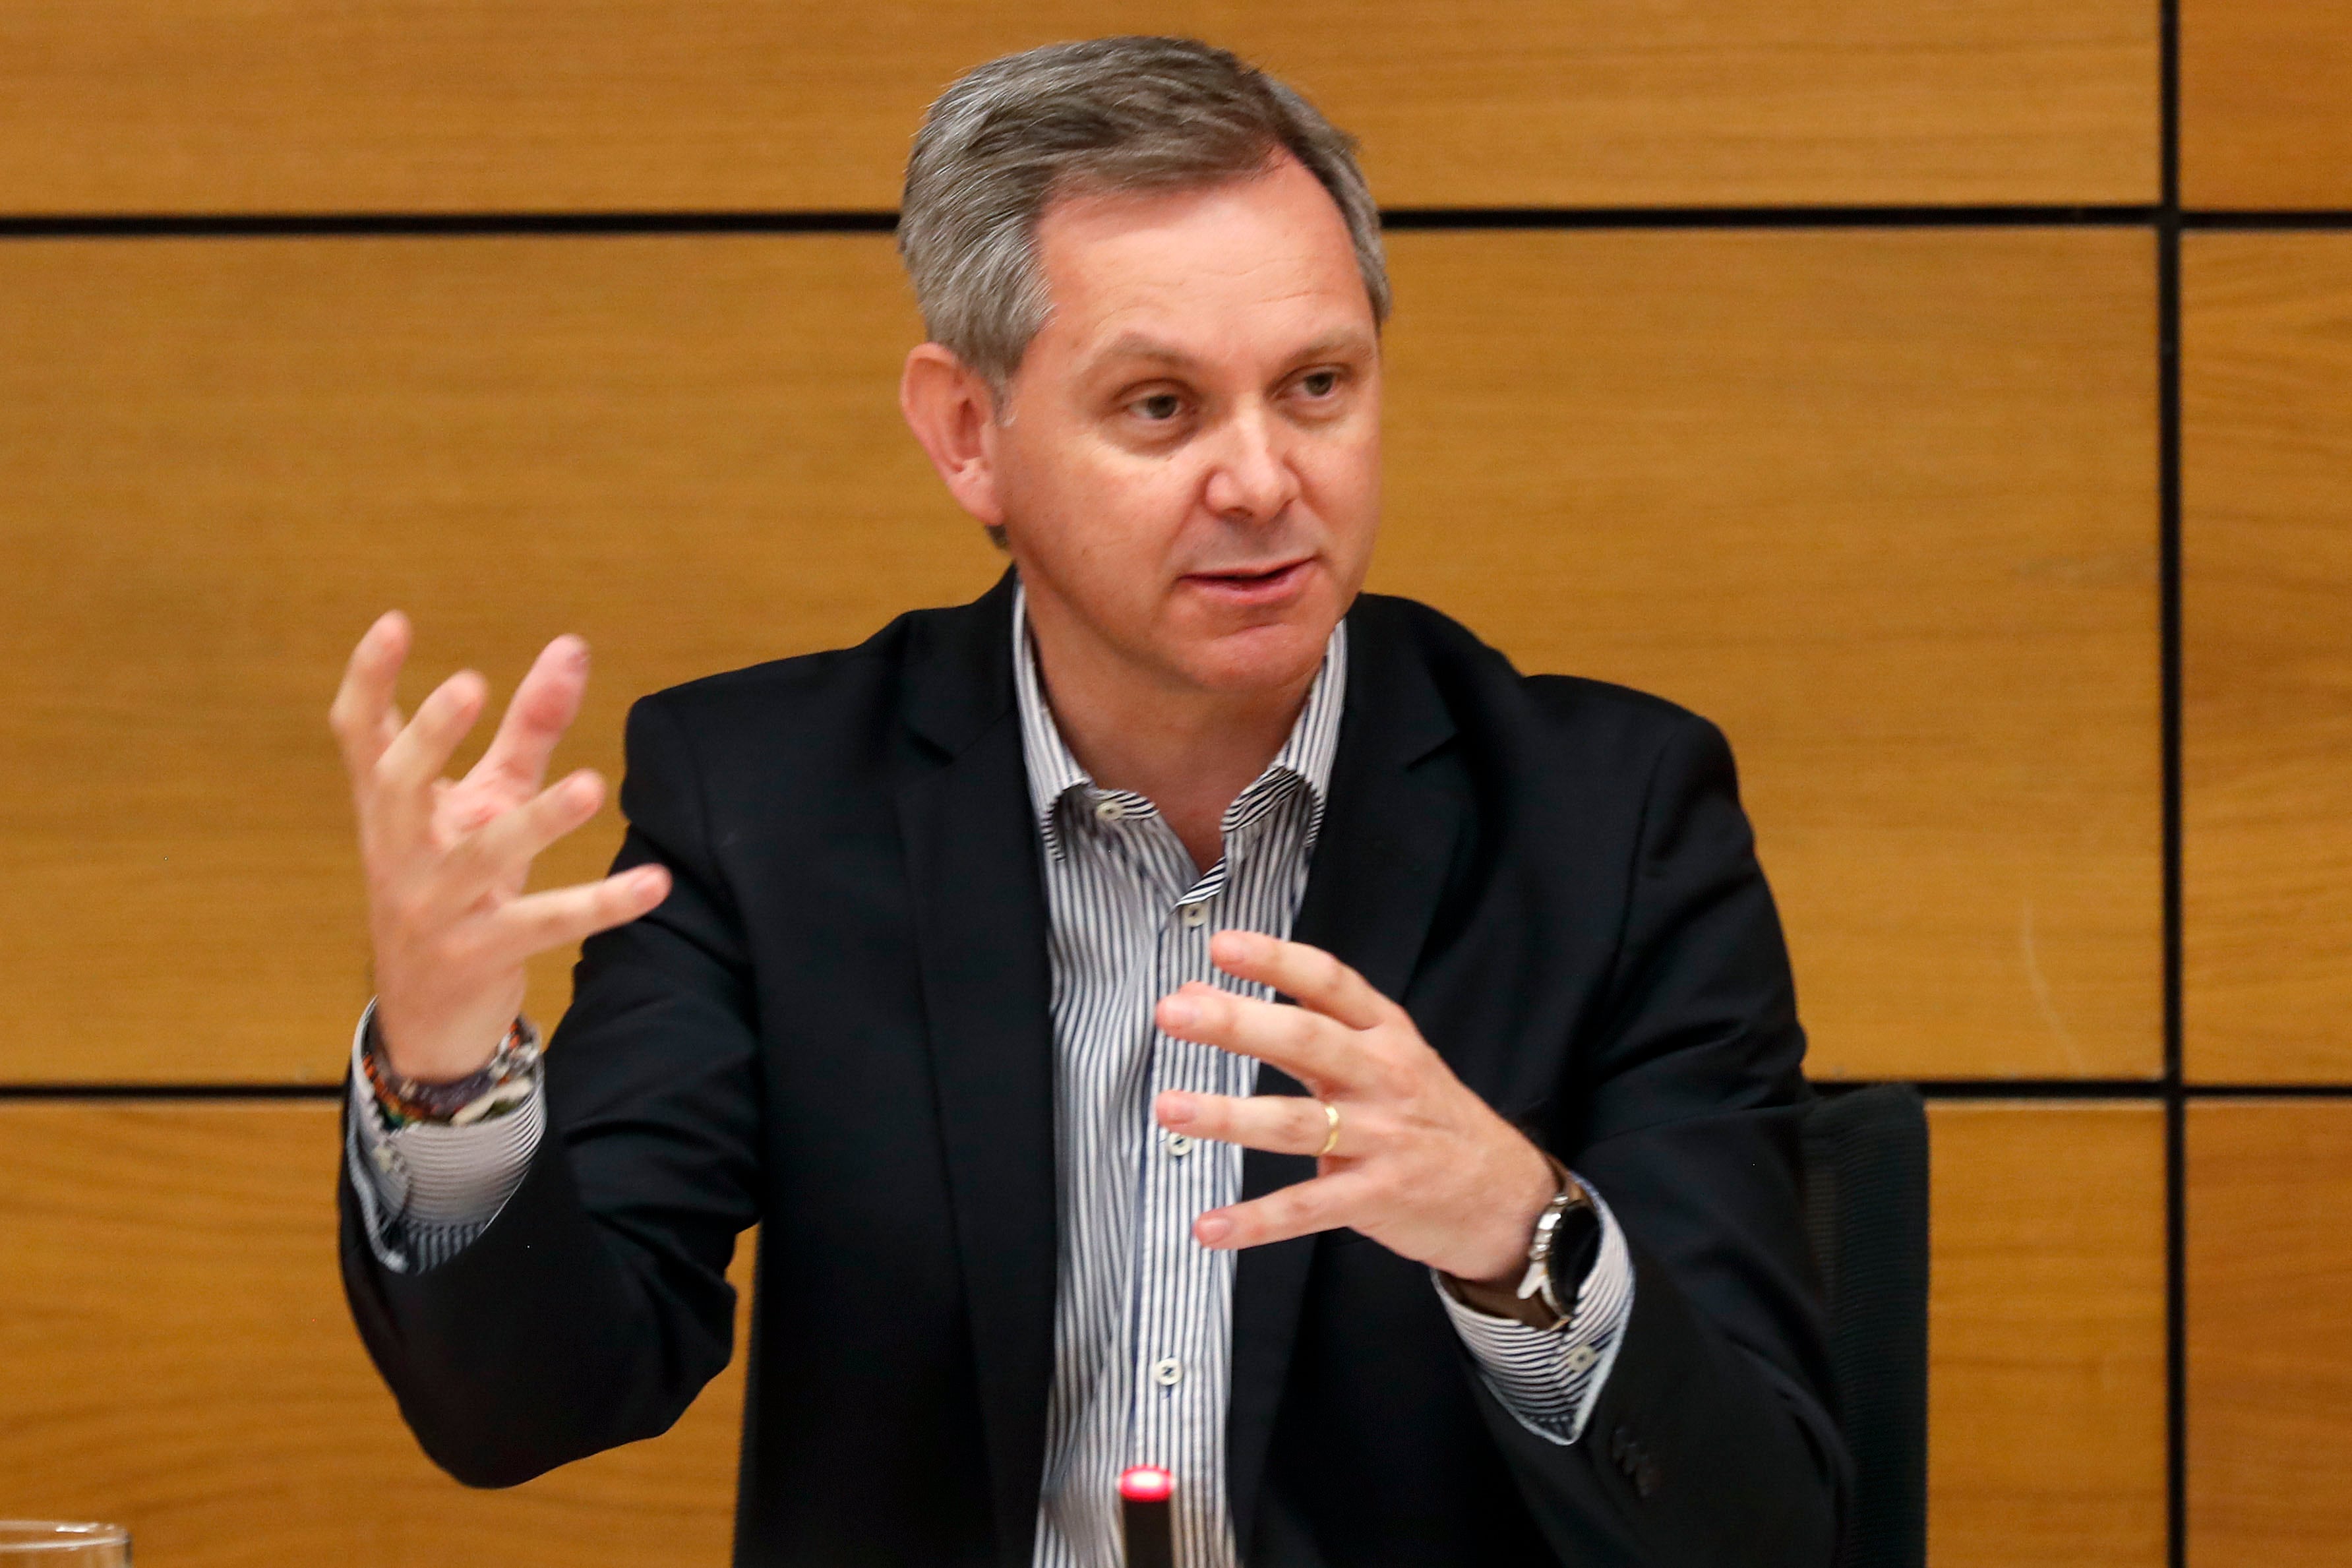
[1182, 558, 1313, 603]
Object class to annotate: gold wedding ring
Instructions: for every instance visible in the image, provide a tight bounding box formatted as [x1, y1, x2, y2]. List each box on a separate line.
[1316, 1099, 1342, 1157]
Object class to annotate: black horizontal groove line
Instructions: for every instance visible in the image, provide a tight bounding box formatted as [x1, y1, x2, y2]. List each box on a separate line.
[2183, 210, 2352, 230]
[2173, 1081, 2352, 1099]
[0, 210, 901, 239]
[0, 203, 2165, 241]
[1381, 203, 2157, 229]
[1832, 1077, 2163, 1100]
[0, 1082, 343, 1101]
[1818, 1079, 2352, 1101]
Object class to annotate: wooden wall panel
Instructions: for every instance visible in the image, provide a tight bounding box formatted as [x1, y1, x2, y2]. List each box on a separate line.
[1377, 230, 2160, 1081]
[2182, 0, 2352, 210]
[0, 1102, 752, 1566]
[0, 1101, 2169, 1565]
[2183, 235, 2352, 1083]
[1928, 1102, 2167, 1568]
[2187, 1101, 2352, 1566]
[0, 231, 2160, 1083]
[0, 235, 1001, 1083]
[0, 1, 2157, 214]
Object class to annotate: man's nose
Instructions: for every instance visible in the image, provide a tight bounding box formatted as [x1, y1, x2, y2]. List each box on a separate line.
[1201, 404, 1302, 524]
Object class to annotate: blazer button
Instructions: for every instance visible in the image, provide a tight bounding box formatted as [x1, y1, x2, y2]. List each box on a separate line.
[1634, 1459, 1662, 1499]
[1610, 1424, 1635, 1464]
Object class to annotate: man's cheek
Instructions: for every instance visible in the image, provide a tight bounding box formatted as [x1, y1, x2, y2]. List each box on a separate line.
[1087, 462, 1200, 555]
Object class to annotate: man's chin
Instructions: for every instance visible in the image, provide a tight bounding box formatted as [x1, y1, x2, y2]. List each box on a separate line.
[1168, 614, 1341, 698]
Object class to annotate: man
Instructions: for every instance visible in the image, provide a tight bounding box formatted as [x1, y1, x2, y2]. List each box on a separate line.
[334, 36, 1846, 1568]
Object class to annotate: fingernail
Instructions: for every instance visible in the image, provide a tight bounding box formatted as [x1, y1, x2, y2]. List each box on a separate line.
[1159, 1095, 1195, 1127]
[1162, 996, 1199, 1029]
[1196, 1215, 1232, 1246]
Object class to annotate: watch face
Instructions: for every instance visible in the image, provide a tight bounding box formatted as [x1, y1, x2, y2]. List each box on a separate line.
[1543, 1204, 1604, 1311]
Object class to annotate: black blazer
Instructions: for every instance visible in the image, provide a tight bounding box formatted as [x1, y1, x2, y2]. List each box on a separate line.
[342, 572, 1849, 1567]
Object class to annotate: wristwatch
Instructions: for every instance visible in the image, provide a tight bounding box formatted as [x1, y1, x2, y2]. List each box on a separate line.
[1441, 1151, 1597, 1331]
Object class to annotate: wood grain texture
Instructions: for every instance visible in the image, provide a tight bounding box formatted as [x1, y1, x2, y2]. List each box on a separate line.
[1927, 1101, 2167, 1568]
[1377, 229, 2161, 1081]
[2181, 0, 2352, 209]
[0, 1101, 2167, 1564]
[0, 231, 2158, 1083]
[0, 235, 1002, 1083]
[0, 1102, 752, 1567]
[2183, 235, 2352, 1083]
[0, 1, 2157, 214]
[2188, 1101, 2352, 1566]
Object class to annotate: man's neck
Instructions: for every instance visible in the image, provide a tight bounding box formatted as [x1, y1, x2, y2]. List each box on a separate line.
[1024, 593, 1317, 876]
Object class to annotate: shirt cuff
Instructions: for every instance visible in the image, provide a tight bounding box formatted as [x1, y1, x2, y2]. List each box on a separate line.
[344, 1000, 546, 1275]
[1432, 1178, 1635, 1447]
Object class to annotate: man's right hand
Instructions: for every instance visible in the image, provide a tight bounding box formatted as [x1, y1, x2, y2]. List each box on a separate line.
[328, 611, 673, 1085]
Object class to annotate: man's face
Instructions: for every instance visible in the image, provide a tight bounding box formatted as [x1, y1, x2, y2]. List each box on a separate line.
[987, 154, 1382, 699]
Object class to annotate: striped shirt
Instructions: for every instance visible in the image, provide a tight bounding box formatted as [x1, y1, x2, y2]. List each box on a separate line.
[346, 585, 1635, 1566]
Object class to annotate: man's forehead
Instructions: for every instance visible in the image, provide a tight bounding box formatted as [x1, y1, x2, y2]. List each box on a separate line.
[1030, 169, 1375, 374]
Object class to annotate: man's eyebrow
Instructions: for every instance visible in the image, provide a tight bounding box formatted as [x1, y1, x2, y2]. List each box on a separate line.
[1092, 334, 1201, 372]
[1089, 328, 1378, 373]
[1284, 329, 1379, 364]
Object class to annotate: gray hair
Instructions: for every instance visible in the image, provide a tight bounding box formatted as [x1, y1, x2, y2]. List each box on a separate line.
[898, 36, 1390, 394]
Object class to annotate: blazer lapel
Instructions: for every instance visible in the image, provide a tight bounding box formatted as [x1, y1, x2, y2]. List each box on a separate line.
[1226, 601, 1464, 1548]
[893, 574, 1060, 1568]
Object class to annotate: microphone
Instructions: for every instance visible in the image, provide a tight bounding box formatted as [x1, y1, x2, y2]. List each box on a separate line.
[1118, 1465, 1176, 1568]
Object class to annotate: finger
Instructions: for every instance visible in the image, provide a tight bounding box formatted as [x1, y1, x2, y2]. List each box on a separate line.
[1194, 1170, 1375, 1250]
[371, 669, 490, 845]
[1157, 1090, 1347, 1159]
[328, 611, 411, 781]
[1208, 930, 1392, 1031]
[435, 768, 607, 908]
[1156, 982, 1364, 1091]
[483, 863, 673, 964]
[467, 634, 591, 797]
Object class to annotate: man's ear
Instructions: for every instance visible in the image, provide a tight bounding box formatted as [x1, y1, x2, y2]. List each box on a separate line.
[900, 344, 1008, 528]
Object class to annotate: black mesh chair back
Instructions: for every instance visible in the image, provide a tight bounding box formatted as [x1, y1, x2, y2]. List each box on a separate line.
[1803, 1084, 1929, 1568]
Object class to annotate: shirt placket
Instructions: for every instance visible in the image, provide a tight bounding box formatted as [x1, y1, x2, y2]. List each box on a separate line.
[1122, 796, 1296, 1568]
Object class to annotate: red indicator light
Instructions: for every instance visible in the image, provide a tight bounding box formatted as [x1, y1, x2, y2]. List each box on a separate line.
[1119, 1465, 1175, 1503]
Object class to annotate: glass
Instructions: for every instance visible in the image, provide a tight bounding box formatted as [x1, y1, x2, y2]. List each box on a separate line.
[0, 1524, 130, 1565]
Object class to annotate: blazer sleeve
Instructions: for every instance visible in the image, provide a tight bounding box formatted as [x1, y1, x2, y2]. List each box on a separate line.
[339, 693, 765, 1488]
[1474, 710, 1851, 1566]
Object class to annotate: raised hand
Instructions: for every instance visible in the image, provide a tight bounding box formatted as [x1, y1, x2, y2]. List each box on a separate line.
[1150, 930, 1557, 1285]
[328, 611, 671, 1083]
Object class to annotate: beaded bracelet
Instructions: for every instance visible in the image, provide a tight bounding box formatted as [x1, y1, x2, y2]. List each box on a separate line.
[361, 1009, 543, 1130]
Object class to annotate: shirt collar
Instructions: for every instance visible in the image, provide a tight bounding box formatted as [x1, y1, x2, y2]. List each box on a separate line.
[1011, 576, 1348, 860]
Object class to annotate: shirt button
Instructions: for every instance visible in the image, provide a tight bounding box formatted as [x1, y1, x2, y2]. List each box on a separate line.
[1165, 1133, 1195, 1157]
[1094, 799, 1126, 823]
[1565, 1342, 1598, 1373]
[1151, 1356, 1184, 1387]
[1180, 902, 1209, 928]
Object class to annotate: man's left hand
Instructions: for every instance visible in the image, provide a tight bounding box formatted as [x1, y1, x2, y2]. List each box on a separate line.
[1153, 929, 1558, 1286]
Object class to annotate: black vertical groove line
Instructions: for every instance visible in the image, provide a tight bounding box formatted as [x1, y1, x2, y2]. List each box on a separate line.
[2158, 0, 2189, 1562]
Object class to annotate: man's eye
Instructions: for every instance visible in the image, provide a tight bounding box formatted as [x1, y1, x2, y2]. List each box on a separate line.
[1133, 393, 1184, 422]
[1298, 370, 1342, 398]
